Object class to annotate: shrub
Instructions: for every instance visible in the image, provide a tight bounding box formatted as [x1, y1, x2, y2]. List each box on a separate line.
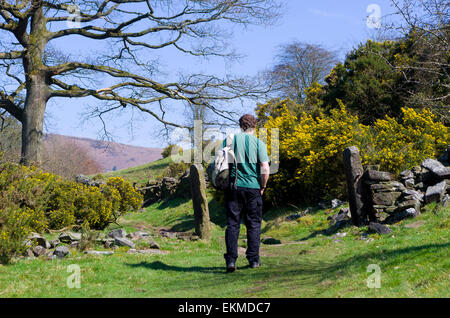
[361, 107, 449, 173]
[0, 207, 46, 264]
[0, 163, 143, 231]
[103, 177, 143, 223]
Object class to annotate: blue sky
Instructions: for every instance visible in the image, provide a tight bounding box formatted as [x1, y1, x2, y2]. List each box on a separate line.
[45, 0, 396, 148]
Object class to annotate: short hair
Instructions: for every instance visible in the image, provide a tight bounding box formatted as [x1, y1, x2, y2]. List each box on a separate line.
[239, 114, 257, 131]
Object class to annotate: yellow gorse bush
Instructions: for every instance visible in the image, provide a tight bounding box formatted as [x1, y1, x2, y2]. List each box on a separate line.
[259, 98, 449, 204]
[0, 162, 143, 262]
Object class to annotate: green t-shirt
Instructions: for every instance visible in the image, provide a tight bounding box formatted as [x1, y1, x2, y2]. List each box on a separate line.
[223, 132, 269, 189]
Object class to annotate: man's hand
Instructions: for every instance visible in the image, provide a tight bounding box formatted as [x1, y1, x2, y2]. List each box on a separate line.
[260, 188, 265, 196]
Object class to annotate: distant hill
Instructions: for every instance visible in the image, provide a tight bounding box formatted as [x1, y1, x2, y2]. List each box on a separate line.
[44, 133, 163, 173]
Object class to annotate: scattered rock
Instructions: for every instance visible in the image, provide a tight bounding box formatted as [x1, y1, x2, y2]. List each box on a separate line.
[368, 222, 392, 234]
[59, 232, 81, 243]
[441, 194, 449, 207]
[261, 237, 282, 245]
[149, 242, 160, 249]
[127, 231, 150, 240]
[137, 249, 169, 255]
[107, 228, 127, 239]
[75, 174, 91, 185]
[84, 250, 114, 255]
[70, 241, 80, 249]
[402, 207, 420, 218]
[25, 248, 35, 258]
[328, 207, 351, 222]
[127, 248, 168, 255]
[49, 239, 60, 249]
[53, 246, 70, 259]
[28, 234, 51, 249]
[103, 238, 115, 248]
[32, 245, 47, 257]
[114, 237, 135, 248]
[331, 199, 345, 209]
[331, 232, 347, 239]
[160, 231, 178, 239]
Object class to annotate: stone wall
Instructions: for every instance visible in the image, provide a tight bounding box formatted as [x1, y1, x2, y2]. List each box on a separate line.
[139, 169, 194, 207]
[364, 158, 449, 224]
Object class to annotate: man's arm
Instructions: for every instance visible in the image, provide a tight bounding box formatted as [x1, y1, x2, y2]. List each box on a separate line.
[260, 161, 270, 195]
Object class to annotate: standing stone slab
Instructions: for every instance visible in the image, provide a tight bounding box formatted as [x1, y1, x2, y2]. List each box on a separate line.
[343, 146, 368, 226]
[190, 164, 211, 241]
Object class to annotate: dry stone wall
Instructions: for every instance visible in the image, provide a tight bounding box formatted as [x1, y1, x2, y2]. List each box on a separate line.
[344, 146, 449, 225]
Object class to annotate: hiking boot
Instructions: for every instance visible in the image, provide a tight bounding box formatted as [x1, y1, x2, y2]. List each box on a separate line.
[226, 262, 236, 273]
[249, 260, 261, 269]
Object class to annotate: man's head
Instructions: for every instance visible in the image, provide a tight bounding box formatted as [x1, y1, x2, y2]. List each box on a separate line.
[239, 114, 257, 132]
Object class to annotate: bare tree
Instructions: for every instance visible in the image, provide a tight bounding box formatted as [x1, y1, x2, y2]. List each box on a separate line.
[264, 41, 339, 104]
[383, 0, 449, 122]
[0, 0, 283, 166]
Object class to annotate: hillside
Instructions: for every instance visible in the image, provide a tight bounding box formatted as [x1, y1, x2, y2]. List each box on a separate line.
[44, 133, 163, 173]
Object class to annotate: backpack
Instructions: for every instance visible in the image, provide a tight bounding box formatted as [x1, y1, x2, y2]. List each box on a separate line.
[209, 134, 238, 190]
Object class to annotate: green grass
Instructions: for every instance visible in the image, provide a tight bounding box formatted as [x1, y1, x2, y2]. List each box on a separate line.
[0, 196, 448, 297]
[1, 160, 448, 297]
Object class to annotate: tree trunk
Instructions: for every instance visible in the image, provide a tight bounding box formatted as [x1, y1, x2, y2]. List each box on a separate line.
[19, 4, 50, 167]
[20, 73, 48, 166]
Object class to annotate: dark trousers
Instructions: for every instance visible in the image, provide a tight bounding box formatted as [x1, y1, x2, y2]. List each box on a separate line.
[224, 187, 263, 264]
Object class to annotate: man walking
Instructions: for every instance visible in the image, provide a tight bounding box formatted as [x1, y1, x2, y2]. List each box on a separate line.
[224, 114, 270, 273]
